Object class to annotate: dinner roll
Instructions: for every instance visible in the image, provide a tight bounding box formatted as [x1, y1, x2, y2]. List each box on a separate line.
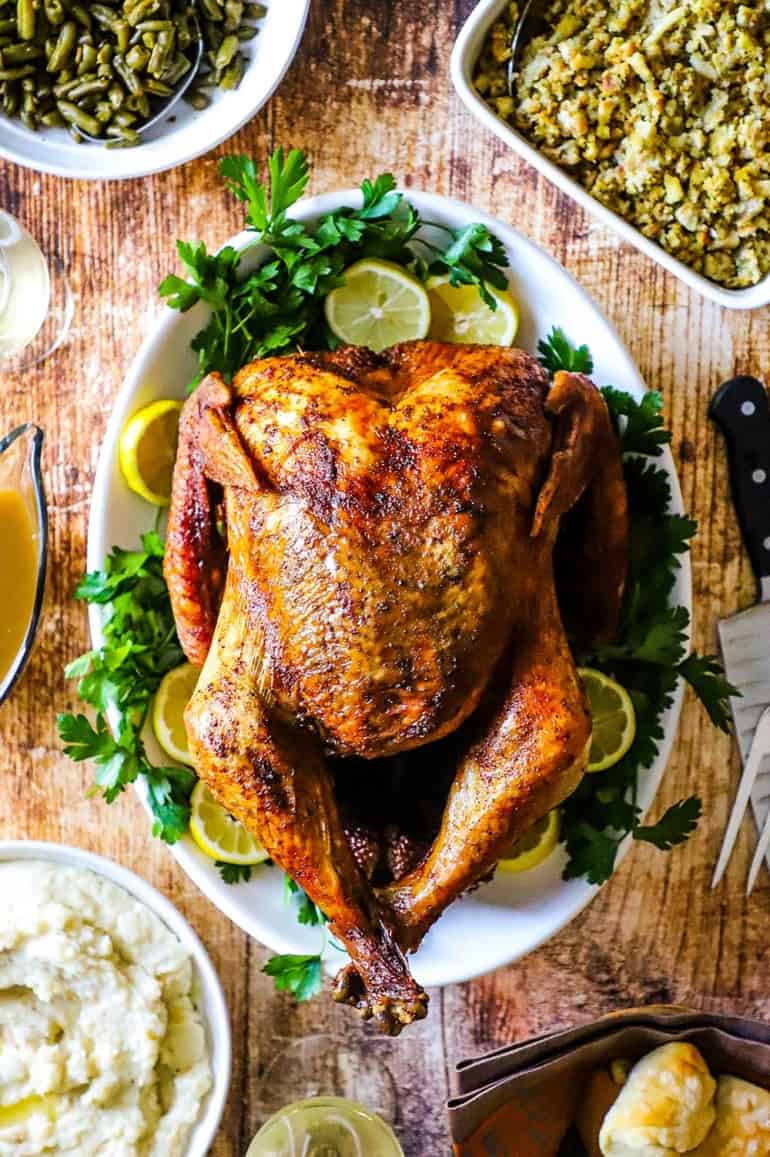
[691, 1076, 770, 1156]
[599, 1043, 716, 1155]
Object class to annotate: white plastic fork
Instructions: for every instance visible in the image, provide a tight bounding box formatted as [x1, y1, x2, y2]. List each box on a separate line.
[712, 705, 770, 890]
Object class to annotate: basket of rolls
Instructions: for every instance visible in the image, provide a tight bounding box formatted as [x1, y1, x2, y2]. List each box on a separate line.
[447, 1007, 770, 1156]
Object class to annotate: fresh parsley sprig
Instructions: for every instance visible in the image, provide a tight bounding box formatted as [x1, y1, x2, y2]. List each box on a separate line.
[159, 148, 511, 387]
[263, 953, 323, 1003]
[259, 875, 330, 1003]
[216, 861, 254, 884]
[57, 531, 193, 843]
[538, 328, 593, 375]
[538, 328, 736, 883]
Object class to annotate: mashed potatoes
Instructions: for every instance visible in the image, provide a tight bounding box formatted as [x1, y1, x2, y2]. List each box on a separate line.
[0, 861, 212, 1156]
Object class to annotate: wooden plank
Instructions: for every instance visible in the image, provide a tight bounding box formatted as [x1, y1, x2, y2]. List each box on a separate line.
[1, 2, 768, 1153]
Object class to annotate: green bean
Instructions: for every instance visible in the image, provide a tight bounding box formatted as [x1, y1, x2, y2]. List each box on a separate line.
[1, 41, 43, 63]
[16, 0, 34, 42]
[46, 21, 76, 71]
[70, 7, 91, 31]
[39, 107, 65, 126]
[186, 88, 209, 109]
[198, 0, 223, 21]
[0, 0, 263, 143]
[147, 27, 173, 77]
[43, 1, 65, 29]
[218, 52, 242, 89]
[77, 43, 98, 75]
[125, 43, 149, 71]
[57, 97, 102, 135]
[66, 75, 109, 100]
[214, 32, 238, 70]
[0, 62, 34, 78]
[144, 76, 172, 96]
[162, 52, 190, 85]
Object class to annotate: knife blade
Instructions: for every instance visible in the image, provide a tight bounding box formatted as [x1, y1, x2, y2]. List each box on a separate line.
[710, 375, 770, 883]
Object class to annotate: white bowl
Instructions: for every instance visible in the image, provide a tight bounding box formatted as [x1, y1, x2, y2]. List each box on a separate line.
[0, 840, 232, 1157]
[88, 187, 689, 987]
[0, 0, 310, 181]
[451, 0, 770, 310]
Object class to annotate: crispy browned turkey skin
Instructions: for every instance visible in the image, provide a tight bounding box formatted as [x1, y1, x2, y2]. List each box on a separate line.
[164, 341, 628, 1034]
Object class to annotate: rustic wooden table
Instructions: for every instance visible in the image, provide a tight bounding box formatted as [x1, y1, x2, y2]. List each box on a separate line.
[1, 2, 769, 1154]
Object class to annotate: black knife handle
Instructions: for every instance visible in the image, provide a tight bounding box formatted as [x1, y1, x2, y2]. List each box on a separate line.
[709, 375, 770, 591]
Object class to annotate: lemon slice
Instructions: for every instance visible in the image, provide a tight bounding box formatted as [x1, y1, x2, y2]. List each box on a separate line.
[190, 781, 268, 866]
[152, 661, 200, 766]
[426, 276, 519, 345]
[118, 398, 182, 506]
[498, 809, 560, 873]
[578, 667, 637, 773]
[324, 258, 431, 351]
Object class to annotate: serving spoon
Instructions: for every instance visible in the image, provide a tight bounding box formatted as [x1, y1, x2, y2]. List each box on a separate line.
[78, 29, 204, 146]
[507, 0, 550, 94]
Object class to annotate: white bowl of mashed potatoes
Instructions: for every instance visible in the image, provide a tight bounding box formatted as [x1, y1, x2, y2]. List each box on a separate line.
[0, 841, 231, 1157]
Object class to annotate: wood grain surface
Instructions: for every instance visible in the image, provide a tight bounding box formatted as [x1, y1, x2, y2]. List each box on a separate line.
[1, 2, 769, 1154]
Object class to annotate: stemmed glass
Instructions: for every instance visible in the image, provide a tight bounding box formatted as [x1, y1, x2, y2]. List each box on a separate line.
[0, 209, 72, 370]
[246, 1034, 404, 1155]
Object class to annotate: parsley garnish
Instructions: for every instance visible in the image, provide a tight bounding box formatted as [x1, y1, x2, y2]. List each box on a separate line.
[258, 876, 328, 1003]
[216, 861, 254, 884]
[539, 331, 737, 884]
[601, 385, 672, 457]
[538, 326, 593, 375]
[263, 954, 324, 1002]
[159, 148, 511, 387]
[634, 797, 703, 850]
[57, 531, 193, 843]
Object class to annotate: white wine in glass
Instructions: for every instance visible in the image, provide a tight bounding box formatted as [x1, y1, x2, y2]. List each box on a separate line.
[0, 210, 71, 367]
[247, 1097, 405, 1157]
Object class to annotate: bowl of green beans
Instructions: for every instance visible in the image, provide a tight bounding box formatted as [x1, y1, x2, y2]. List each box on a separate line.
[0, 0, 310, 179]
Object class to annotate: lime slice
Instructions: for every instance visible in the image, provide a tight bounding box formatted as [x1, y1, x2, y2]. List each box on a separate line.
[118, 398, 182, 506]
[426, 276, 519, 345]
[152, 662, 200, 766]
[497, 809, 560, 873]
[324, 258, 431, 351]
[578, 667, 637, 773]
[189, 781, 268, 866]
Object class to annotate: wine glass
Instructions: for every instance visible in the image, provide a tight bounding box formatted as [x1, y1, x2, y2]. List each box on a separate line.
[0, 209, 72, 370]
[246, 1034, 404, 1156]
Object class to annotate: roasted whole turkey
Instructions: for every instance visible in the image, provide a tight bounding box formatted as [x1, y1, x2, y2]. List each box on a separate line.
[165, 340, 628, 1034]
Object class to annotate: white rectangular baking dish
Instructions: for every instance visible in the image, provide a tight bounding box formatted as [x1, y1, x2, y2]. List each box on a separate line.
[451, 0, 770, 310]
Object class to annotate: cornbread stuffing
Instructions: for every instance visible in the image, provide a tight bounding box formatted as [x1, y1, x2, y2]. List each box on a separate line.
[475, 0, 770, 288]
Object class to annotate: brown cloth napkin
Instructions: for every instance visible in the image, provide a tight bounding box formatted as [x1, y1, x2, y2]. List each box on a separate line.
[448, 1007, 770, 1156]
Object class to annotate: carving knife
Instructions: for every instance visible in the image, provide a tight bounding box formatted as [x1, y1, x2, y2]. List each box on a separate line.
[710, 376, 770, 888]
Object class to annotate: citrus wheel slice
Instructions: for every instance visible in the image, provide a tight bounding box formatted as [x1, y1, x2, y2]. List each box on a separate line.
[578, 666, 637, 773]
[118, 398, 182, 506]
[152, 661, 200, 766]
[324, 258, 431, 351]
[497, 809, 560, 873]
[189, 781, 268, 866]
[426, 275, 519, 345]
